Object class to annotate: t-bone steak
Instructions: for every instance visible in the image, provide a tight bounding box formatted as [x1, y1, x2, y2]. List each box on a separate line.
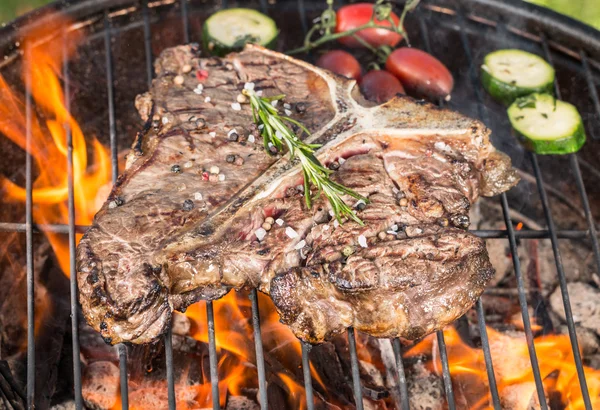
[76, 44, 519, 345]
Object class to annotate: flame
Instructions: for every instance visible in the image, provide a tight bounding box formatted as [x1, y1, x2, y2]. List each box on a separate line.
[0, 15, 112, 278]
[180, 291, 322, 409]
[406, 326, 600, 409]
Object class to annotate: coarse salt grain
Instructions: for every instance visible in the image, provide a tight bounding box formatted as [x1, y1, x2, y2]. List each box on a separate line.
[358, 235, 368, 248]
[271, 100, 278, 107]
[231, 102, 242, 111]
[248, 134, 255, 143]
[333, 220, 340, 228]
[388, 163, 396, 171]
[275, 130, 284, 139]
[209, 131, 216, 138]
[255, 228, 267, 241]
[296, 184, 304, 193]
[283, 103, 291, 109]
[323, 225, 330, 231]
[387, 231, 398, 236]
[194, 192, 203, 201]
[218, 173, 226, 181]
[285, 227, 298, 239]
[161, 116, 169, 124]
[258, 124, 264, 130]
[256, 90, 263, 96]
[294, 240, 306, 250]
[338, 157, 346, 164]
[193, 88, 203, 95]
[108, 201, 117, 209]
[244, 82, 255, 91]
[204, 96, 211, 103]
[329, 210, 335, 217]
[196, 84, 204, 91]
[284, 109, 292, 116]
[209, 166, 220, 174]
[275, 218, 284, 226]
[183, 161, 193, 168]
[391, 224, 399, 231]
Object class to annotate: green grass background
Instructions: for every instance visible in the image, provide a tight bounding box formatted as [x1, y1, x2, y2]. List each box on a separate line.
[0, 0, 599, 29]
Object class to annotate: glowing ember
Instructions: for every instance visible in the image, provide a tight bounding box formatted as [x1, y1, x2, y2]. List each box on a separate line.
[406, 326, 600, 409]
[0, 16, 111, 278]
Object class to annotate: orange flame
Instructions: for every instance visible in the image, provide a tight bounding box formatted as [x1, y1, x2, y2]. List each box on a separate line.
[406, 326, 600, 409]
[0, 16, 111, 278]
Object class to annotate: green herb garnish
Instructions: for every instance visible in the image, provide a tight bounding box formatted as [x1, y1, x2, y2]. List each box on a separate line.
[242, 89, 366, 224]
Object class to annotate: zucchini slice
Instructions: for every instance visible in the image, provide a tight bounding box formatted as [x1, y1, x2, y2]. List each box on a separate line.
[203, 9, 278, 56]
[508, 93, 586, 155]
[481, 49, 555, 105]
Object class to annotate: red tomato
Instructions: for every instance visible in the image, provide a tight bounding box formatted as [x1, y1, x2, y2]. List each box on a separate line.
[360, 70, 405, 103]
[336, 3, 402, 48]
[385, 47, 454, 100]
[316, 50, 362, 80]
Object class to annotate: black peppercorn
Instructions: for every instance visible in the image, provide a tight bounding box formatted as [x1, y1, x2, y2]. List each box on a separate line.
[226, 154, 236, 163]
[295, 102, 307, 114]
[171, 164, 182, 173]
[100, 321, 108, 331]
[355, 201, 366, 211]
[183, 199, 194, 211]
[228, 132, 239, 142]
[328, 161, 340, 170]
[114, 196, 125, 206]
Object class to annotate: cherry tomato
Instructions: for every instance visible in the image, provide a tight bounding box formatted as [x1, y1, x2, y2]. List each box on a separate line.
[385, 47, 454, 100]
[335, 3, 402, 48]
[360, 70, 405, 103]
[316, 50, 362, 80]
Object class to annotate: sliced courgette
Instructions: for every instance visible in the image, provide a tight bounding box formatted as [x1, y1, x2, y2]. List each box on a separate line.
[203, 9, 278, 56]
[481, 49, 555, 105]
[507, 93, 586, 155]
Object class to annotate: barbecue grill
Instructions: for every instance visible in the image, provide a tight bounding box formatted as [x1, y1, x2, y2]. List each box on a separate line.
[0, 0, 599, 409]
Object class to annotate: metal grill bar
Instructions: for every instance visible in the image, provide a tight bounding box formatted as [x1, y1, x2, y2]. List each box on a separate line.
[104, 10, 131, 409]
[105, 13, 119, 186]
[249, 289, 268, 410]
[475, 299, 500, 408]
[181, 0, 190, 44]
[165, 327, 177, 410]
[301, 342, 315, 410]
[537, 36, 592, 407]
[63, 31, 84, 410]
[502, 193, 549, 408]
[118, 345, 129, 410]
[391, 338, 410, 410]
[454, 13, 548, 408]
[24, 47, 35, 410]
[206, 301, 220, 410]
[143, 0, 153, 89]
[435, 332, 456, 409]
[530, 154, 592, 407]
[347, 327, 364, 410]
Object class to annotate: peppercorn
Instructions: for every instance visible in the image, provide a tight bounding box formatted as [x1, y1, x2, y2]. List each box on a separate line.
[295, 102, 307, 114]
[183, 199, 194, 211]
[328, 161, 340, 170]
[228, 132, 239, 142]
[171, 164, 182, 173]
[226, 154, 236, 163]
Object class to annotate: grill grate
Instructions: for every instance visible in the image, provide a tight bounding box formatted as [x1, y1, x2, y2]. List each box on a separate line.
[0, 0, 599, 409]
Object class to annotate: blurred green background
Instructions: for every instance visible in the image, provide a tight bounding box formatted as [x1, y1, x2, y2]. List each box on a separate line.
[0, 0, 599, 29]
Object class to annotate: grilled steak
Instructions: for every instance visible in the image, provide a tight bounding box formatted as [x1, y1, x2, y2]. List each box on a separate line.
[76, 44, 519, 345]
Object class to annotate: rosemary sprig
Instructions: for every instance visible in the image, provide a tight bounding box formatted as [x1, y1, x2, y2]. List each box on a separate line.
[242, 89, 366, 225]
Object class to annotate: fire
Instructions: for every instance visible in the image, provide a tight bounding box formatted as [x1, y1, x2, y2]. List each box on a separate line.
[182, 291, 319, 409]
[406, 326, 600, 409]
[0, 16, 112, 278]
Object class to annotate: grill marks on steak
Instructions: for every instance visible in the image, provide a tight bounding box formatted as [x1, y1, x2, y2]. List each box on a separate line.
[77, 44, 519, 345]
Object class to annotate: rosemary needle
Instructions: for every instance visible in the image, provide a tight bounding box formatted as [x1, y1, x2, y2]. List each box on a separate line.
[242, 89, 365, 225]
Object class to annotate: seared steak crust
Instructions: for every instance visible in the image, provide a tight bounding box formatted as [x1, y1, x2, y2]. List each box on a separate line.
[76, 44, 519, 345]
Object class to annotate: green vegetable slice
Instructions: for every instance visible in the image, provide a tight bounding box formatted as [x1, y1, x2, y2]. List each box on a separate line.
[203, 9, 278, 56]
[481, 49, 555, 105]
[507, 93, 586, 155]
